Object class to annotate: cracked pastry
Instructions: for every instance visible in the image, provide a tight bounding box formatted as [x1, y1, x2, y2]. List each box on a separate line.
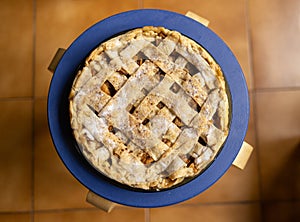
[69, 26, 230, 190]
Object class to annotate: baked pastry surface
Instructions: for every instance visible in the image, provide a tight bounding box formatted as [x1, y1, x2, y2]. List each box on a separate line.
[69, 26, 230, 190]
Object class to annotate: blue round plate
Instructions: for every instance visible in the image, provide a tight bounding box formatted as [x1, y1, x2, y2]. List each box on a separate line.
[48, 9, 249, 208]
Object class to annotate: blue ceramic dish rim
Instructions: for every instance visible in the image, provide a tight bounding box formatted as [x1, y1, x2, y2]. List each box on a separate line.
[47, 9, 249, 208]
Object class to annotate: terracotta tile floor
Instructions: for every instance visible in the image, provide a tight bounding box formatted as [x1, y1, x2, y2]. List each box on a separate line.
[0, 0, 299, 221]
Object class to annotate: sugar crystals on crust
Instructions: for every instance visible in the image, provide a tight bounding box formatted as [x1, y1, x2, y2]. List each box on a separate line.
[69, 26, 230, 190]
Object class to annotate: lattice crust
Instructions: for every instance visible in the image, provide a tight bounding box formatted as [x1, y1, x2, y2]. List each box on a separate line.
[69, 26, 230, 190]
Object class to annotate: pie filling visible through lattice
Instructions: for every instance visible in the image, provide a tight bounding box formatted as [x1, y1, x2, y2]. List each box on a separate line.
[69, 26, 230, 190]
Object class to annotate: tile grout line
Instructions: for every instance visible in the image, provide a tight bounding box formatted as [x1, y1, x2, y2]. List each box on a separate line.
[244, 0, 264, 221]
[0, 200, 263, 214]
[0, 96, 34, 101]
[144, 208, 150, 222]
[179, 200, 262, 207]
[244, 0, 256, 95]
[244, 0, 255, 92]
[2, 199, 299, 215]
[31, 0, 37, 221]
[255, 86, 300, 93]
[138, 0, 144, 9]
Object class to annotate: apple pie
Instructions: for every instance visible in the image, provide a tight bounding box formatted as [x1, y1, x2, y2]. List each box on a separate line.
[69, 26, 230, 190]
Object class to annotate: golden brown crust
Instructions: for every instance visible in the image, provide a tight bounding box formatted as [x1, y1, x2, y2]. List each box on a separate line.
[69, 26, 230, 190]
